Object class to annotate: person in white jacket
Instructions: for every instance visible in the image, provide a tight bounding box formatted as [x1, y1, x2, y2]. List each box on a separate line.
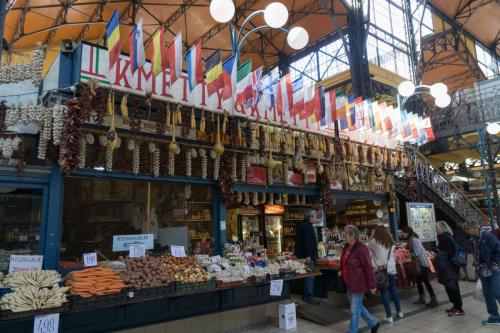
[368, 225, 403, 323]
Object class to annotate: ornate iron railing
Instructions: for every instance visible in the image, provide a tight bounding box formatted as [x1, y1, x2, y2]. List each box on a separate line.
[405, 143, 489, 226]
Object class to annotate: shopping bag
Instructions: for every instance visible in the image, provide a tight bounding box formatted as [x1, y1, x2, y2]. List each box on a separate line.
[473, 280, 484, 302]
[428, 257, 436, 274]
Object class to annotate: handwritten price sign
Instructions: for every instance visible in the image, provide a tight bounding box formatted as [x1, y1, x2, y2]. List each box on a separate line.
[34, 313, 59, 333]
[83, 253, 97, 267]
[171, 245, 186, 257]
[129, 244, 146, 258]
[270, 279, 283, 296]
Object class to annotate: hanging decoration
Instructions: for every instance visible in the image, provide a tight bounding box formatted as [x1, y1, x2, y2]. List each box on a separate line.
[59, 98, 82, 174]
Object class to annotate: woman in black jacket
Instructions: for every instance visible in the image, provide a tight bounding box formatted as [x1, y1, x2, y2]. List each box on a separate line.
[435, 221, 464, 317]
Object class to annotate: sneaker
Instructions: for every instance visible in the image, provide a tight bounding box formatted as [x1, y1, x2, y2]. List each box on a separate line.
[396, 312, 404, 319]
[445, 307, 456, 313]
[371, 322, 380, 333]
[448, 309, 465, 317]
[482, 317, 500, 325]
[384, 316, 393, 323]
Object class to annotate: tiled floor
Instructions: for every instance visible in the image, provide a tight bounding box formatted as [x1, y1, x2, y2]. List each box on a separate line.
[234, 280, 500, 333]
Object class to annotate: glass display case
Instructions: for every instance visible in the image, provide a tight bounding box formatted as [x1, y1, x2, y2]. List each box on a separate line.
[264, 215, 283, 257]
[239, 215, 261, 249]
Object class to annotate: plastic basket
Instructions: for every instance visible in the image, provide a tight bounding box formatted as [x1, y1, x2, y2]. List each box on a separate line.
[175, 278, 216, 293]
[126, 284, 174, 301]
[250, 275, 267, 284]
[0, 302, 70, 321]
[70, 290, 126, 310]
[279, 270, 296, 279]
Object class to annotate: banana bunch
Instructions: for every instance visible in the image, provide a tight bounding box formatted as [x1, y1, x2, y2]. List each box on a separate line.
[1, 286, 69, 312]
[3, 270, 62, 288]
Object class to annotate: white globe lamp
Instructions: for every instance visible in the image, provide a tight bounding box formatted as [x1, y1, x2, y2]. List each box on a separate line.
[430, 82, 448, 99]
[486, 122, 500, 135]
[398, 81, 415, 97]
[287, 27, 309, 50]
[264, 2, 289, 28]
[435, 94, 451, 108]
[210, 0, 235, 23]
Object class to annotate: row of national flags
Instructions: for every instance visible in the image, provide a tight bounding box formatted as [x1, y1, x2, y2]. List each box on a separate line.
[106, 10, 435, 145]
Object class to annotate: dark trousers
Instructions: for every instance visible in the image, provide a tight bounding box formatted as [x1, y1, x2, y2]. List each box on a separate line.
[444, 280, 462, 310]
[416, 266, 435, 297]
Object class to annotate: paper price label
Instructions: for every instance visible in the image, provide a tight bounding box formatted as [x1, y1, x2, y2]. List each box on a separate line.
[129, 244, 146, 258]
[34, 313, 59, 333]
[270, 279, 283, 296]
[171, 245, 186, 257]
[83, 253, 98, 267]
[9, 255, 43, 273]
[211, 255, 222, 263]
[243, 265, 251, 274]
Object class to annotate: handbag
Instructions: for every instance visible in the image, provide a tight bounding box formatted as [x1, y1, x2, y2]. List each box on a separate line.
[375, 247, 392, 288]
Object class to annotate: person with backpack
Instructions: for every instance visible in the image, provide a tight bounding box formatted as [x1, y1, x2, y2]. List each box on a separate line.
[466, 222, 500, 326]
[453, 224, 475, 281]
[435, 220, 464, 317]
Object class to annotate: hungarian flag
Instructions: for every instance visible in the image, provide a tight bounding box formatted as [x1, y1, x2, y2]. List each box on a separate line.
[128, 18, 145, 75]
[186, 40, 203, 92]
[106, 9, 121, 69]
[323, 89, 336, 127]
[205, 49, 224, 96]
[292, 77, 304, 117]
[277, 73, 293, 118]
[301, 83, 315, 120]
[222, 55, 237, 100]
[168, 32, 182, 84]
[151, 28, 167, 77]
[235, 60, 253, 105]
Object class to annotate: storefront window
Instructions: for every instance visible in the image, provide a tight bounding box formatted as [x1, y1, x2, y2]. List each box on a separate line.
[0, 188, 42, 271]
[60, 177, 214, 268]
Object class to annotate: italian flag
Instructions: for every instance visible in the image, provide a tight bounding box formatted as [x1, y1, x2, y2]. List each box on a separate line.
[235, 60, 253, 105]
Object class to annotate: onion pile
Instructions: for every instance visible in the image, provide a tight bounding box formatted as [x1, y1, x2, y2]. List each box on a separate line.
[160, 255, 210, 283]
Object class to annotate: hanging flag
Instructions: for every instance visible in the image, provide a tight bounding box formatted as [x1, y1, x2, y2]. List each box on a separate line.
[355, 98, 364, 130]
[315, 86, 325, 126]
[416, 116, 427, 144]
[366, 99, 375, 130]
[292, 77, 304, 117]
[323, 89, 336, 127]
[423, 117, 435, 142]
[301, 83, 315, 120]
[362, 99, 371, 131]
[401, 109, 411, 138]
[151, 28, 167, 77]
[259, 67, 279, 111]
[222, 55, 237, 100]
[277, 73, 293, 118]
[235, 60, 253, 105]
[186, 40, 203, 92]
[383, 104, 394, 131]
[377, 102, 387, 132]
[106, 9, 121, 69]
[409, 113, 419, 139]
[128, 18, 146, 75]
[205, 49, 224, 96]
[250, 66, 263, 107]
[338, 94, 348, 131]
[168, 32, 182, 85]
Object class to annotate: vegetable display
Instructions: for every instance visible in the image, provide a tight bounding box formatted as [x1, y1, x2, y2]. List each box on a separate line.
[1, 286, 69, 312]
[160, 255, 211, 283]
[3, 270, 61, 288]
[120, 256, 173, 289]
[66, 267, 126, 298]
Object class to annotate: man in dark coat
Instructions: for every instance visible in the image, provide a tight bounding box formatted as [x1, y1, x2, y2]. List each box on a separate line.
[454, 224, 475, 281]
[294, 209, 319, 304]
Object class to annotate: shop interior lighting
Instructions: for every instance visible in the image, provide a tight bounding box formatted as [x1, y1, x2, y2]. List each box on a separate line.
[486, 122, 500, 135]
[430, 82, 448, 98]
[263, 2, 289, 28]
[210, 0, 235, 23]
[398, 81, 416, 97]
[434, 93, 451, 108]
[287, 27, 309, 50]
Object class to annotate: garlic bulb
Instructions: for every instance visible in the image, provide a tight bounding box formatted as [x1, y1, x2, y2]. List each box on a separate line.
[148, 142, 156, 153]
[52, 104, 65, 146]
[85, 134, 95, 145]
[99, 135, 107, 147]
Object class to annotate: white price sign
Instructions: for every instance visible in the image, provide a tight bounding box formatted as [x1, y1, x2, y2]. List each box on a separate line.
[83, 253, 98, 267]
[9, 255, 43, 273]
[211, 255, 221, 263]
[243, 265, 251, 274]
[171, 245, 186, 257]
[34, 313, 59, 333]
[270, 279, 283, 296]
[129, 244, 146, 258]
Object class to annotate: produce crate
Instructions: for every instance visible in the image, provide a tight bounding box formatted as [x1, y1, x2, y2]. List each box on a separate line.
[279, 270, 296, 279]
[0, 302, 70, 320]
[216, 280, 250, 288]
[267, 273, 280, 281]
[70, 290, 126, 310]
[175, 278, 216, 293]
[250, 275, 267, 284]
[126, 284, 174, 301]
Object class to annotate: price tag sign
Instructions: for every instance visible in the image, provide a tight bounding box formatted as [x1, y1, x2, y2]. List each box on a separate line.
[129, 244, 146, 258]
[243, 265, 251, 274]
[220, 221, 226, 231]
[83, 253, 98, 267]
[270, 279, 283, 296]
[34, 313, 59, 333]
[171, 245, 186, 257]
[211, 255, 221, 263]
[9, 255, 43, 273]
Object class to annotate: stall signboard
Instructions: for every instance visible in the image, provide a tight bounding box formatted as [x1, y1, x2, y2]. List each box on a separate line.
[406, 203, 436, 242]
[9, 255, 43, 273]
[265, 205, 285, 215]
[112, 234, 154, 252]
[246, 166, 267, 185]
[78, 43, 324, 135]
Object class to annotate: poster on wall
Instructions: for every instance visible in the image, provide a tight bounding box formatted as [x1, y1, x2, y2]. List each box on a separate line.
[406, 202, 436, 242]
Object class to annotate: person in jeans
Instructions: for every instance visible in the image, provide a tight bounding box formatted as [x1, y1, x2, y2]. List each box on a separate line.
[435, 221, 464, 316]
[368, 225, 403, 323]
[453, 224, 475, 281]
[340, 225, 380, 333]
[294, 209, 319, 304]
[466, 222, 500, 326]
[401, 226, 437, 307]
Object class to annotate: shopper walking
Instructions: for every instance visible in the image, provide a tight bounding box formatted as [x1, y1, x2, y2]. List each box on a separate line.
[466, 222, 500, 326]
[340, 225, 380, 333]
[294, 210, 320, 305]
[401, 226, 437, 307]
[368, 225, 403, 323]
[453, 224, 475, 281]
[435, 221, 464, 316]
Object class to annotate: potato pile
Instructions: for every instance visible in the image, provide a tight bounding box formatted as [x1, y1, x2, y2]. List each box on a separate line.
[160, 255, 211, 283]
[120, 256, 173, 289]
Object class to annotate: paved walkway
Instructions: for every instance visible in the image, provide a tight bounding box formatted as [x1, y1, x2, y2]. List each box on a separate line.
[235, 280, 500, 333]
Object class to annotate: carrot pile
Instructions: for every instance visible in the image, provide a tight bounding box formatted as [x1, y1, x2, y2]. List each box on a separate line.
[66, 267, 127, 298]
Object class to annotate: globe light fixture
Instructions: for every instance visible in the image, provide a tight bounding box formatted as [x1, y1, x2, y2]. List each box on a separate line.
[287, 27, 309, 50]
[435, 93, 451, 108]
[398, 81, 416, 97]
[430, 82, 448, 99]
[486, 122, 500, 135]
[263, 2, 289, 28]
[210, 0, 235, 23]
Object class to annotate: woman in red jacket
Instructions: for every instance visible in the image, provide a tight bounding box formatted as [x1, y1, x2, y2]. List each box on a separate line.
[340, 225, 380, 333]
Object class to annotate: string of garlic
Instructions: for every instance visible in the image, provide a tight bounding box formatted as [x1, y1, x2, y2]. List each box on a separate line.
[244, 192, 250, 205]
[231, 154, 237, 181]
[132, 145, 140, 175]
[185, 185, 192, 200]
[268, 193, 274, 205]
[199, 148, 207, 179]
[240, 155, 247, 181]
[186, 149, 192, 177]
[78, 138, 86, 169]
[283, 193, 288, 205]
[259, 192, 266, 204]
[51, 104, 65, 146]
[168, 151, 175, 176]
[20, 104, 29, 125]
[276, 193, 283, 204]
[153, 146, 160, 177]
[213, 152, 220, 181]
[105, 146, 113, 172]
[252, 192, 258, 206]
[37, 106, 52, 160]
[236, 191, 242, 203]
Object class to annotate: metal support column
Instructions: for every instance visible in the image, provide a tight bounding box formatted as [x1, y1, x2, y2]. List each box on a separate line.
[0, 0, 7, 59]
[485, 134, 499, 228]
[44, 162, 64, 269]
